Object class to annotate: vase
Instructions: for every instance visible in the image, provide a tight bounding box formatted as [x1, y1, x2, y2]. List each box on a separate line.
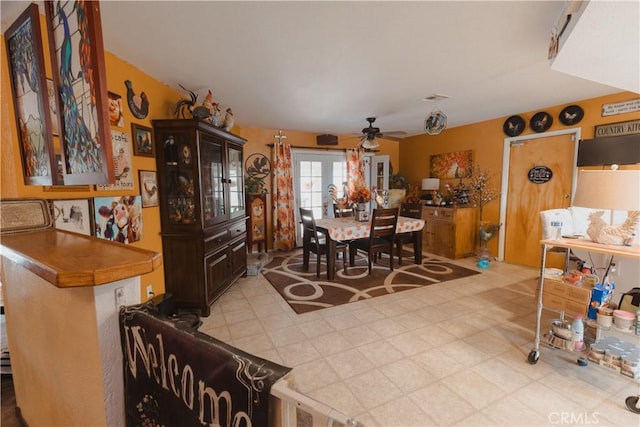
[355, 203, 369, 222]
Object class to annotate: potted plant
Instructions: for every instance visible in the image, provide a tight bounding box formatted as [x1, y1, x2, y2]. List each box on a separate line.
[467, 167, 502, 263]
[245, 176, 267, 195]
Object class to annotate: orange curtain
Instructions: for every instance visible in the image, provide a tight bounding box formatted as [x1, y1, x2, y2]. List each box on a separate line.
[271, 141, 296, 250]
[346, 147, 366, 194]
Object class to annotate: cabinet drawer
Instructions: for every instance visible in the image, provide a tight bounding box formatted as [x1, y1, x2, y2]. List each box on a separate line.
[423, 208, 453, 220]
[543, 280, 591, 305]
[204, 229, 229, 253]
[542, 293, 589, 317]
[229, 221, 247, 240]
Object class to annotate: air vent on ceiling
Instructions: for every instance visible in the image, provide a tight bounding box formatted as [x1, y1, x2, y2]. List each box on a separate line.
[423, 94, 449, 102]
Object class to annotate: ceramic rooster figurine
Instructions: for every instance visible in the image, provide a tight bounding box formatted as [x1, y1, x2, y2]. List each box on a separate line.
[211, 103, 223, 127]
[223, 108, 235, 132]
[586, 210, 640, 245]
[192, 90, 214, 121]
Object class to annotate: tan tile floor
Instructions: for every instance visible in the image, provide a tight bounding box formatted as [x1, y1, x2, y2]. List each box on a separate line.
[199, 255, 640, 426]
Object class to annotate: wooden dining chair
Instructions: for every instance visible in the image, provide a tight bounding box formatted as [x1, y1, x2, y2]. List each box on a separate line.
[299, 208, 348, 277]
[333, 203, 355, 218]
[395, 202, 422, 265]
[349, 208, 399, 274]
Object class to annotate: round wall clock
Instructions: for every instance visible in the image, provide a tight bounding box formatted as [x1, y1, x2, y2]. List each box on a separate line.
[245, 153, 271, 178]
[529, 112, 553, 133]
[503, 115, 525, 137]
[559, 105, 584, 126]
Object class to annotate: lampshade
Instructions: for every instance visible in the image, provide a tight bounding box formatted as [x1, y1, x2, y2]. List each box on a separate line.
[360, 136, 380, 150]
[573, 169, 640, 211]
[421, 178, 440, 191]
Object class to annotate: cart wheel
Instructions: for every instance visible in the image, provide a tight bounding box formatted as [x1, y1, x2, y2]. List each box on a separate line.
[625, 395, 640, 414]
[527, 350, 539, 364]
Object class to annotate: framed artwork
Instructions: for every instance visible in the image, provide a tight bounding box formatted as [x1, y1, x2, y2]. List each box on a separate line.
[46, 79, 60, 136]
[139, 170, 158, 208]
[45, 1, 114, 186]
[430, 150, 473, 179]
[5, 3, 58, 185]
[131, 123, 154, 157]
[95, 130, 134, 191]
[50, 198, 93, 236]
[93, 196, 143, 244]
[108, 91, 124, 128]
[247, 194, 267, 253]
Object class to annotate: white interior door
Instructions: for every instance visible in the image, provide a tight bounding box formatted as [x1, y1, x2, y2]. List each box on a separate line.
[293, 151, 347, 247]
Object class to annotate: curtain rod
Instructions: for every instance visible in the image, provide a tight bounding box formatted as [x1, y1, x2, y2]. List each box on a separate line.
[266, 143, 379, 153]
[266, 143, 347, 152]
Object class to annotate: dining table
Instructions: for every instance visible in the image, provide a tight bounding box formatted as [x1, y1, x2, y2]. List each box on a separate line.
[314, 216, 426, 280]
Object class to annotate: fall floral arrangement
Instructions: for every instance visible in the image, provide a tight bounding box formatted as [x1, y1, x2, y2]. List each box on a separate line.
[403, 184, 421, 204]
[348, 186, 371, 204]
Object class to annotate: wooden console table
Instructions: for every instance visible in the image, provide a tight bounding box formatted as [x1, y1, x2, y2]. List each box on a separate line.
[1, 229, 161, 426]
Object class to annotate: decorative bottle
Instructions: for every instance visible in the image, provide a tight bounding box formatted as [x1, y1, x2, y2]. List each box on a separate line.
[571, 314, 584, 352]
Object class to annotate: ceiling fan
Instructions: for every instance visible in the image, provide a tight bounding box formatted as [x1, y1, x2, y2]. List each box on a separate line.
[358, 117, 407, 149]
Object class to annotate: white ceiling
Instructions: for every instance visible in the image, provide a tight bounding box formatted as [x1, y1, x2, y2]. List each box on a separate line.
[2, 1, 637, 139]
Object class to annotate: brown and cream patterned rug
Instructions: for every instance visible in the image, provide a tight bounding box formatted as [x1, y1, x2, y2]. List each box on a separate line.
[262, 249, 481, 314]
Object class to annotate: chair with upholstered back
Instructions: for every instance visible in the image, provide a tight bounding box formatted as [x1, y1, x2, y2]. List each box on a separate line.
[348, 208, 399, 274]
[395, 203, 422, 265]
[299, 208, 347, 277]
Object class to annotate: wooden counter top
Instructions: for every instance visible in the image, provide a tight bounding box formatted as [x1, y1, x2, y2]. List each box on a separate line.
[1, 229, 162, 287]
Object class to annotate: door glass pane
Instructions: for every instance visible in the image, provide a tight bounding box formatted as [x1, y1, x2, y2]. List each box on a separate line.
[299, 160, 323, 219]
[332, 161, 348, 197]
[228, 147, 244, 217]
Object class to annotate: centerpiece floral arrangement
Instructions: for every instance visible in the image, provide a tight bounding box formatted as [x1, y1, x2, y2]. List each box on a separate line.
[348, 186, 371, 205]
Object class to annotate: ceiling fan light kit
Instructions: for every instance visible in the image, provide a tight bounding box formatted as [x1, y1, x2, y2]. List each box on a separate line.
[360, 135, 380, 150]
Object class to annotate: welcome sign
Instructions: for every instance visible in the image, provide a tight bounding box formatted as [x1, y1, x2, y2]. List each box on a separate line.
[119, 307, 291, 427]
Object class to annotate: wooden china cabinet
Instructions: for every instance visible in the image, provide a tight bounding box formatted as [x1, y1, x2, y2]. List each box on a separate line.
[153, 119, 247, 316]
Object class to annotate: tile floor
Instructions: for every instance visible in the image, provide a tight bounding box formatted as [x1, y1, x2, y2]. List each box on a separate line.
[199, 254, 640, 426]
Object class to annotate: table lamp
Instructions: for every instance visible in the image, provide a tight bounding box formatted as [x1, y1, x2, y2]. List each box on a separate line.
[421, 178, 440, 204]
[421, 178, 440, 191]
[572, 166, 640, 245]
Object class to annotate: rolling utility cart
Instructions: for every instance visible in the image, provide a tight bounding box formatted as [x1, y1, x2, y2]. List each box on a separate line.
[528, 237, 640, 412]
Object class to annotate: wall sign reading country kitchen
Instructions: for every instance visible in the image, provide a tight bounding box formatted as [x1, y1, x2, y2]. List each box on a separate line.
[594, 119, 640, 138]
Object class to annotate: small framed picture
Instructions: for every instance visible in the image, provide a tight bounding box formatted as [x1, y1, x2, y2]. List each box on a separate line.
[139, 170, 159, 208]
[108, 91, 124, 128]
[132, 123, 154, 157]
[50, 199, 94, 236]
[93, 196, 143, 244]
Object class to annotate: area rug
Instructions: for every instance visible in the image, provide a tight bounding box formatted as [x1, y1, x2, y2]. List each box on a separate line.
[261, 249, 481, 314]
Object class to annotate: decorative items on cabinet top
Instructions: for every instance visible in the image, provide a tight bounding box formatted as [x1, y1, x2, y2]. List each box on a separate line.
[171, 85, 236, 131]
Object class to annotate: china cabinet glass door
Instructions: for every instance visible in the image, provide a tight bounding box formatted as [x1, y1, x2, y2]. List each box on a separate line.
[201, 135, 226, 226]
[227, 145, 244, 219]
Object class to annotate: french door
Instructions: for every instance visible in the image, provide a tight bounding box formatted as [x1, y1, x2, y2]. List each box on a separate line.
[293, 151, 347, 246]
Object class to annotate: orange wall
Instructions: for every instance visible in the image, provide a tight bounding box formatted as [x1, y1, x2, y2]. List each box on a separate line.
[399, 91, 640, 255]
